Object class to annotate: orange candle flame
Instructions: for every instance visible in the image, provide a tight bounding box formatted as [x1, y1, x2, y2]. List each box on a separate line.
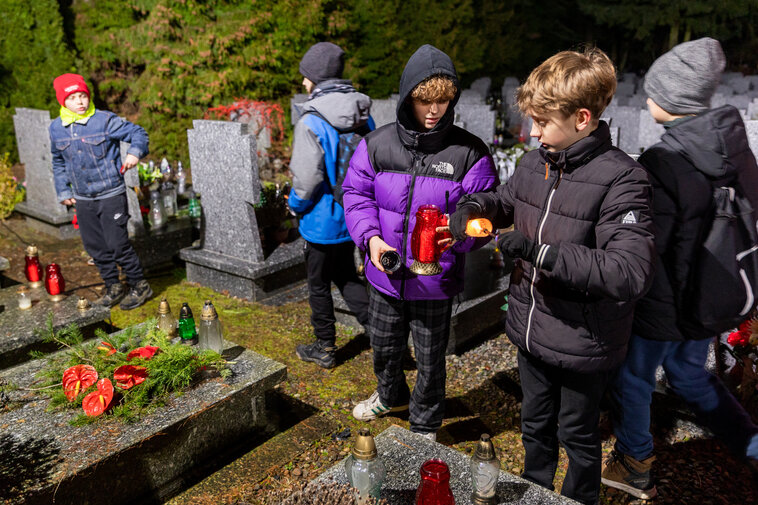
[465, 218, 494, 237]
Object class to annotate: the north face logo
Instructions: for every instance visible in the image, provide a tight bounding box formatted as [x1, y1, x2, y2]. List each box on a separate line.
[622, 211, 637, 224]
[432, 162, 454, 175]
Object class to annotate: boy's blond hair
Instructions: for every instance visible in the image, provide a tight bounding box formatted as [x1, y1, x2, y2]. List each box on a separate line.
[411, 75, 457, 103]
[517, 47, 616, 120]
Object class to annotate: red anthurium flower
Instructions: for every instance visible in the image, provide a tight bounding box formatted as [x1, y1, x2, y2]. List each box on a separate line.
[727, 329, 750, 347]
[127, 346, 160, 361]
[113, 365, 148, 390]
[97, 341, 117, 356]
[62, 365, 98, 401]
[82, 378, 114, 417]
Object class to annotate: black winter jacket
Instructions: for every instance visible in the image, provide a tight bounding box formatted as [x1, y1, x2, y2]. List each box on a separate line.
[633, 105, 758, 341]
[464, 122, 655, 373]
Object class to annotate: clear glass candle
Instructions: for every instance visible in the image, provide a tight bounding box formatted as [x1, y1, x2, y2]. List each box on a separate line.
[17, 286, 32, 310]
[198, 300, 223, 353]
[345, 428, 386, 504]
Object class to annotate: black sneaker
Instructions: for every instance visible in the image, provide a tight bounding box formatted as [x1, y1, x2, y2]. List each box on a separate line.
[98, 283, 125, 307]
[295, 340, 337, 369]
[118, 280, 154, 310]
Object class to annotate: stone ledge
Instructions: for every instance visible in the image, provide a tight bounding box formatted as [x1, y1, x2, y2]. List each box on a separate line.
[0, 285, 111, 370]
[0, 339, 287, 505]
[316, 425, 578, 504]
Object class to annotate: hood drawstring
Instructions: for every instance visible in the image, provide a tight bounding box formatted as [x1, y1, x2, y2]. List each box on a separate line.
[545, 162, 549, 180]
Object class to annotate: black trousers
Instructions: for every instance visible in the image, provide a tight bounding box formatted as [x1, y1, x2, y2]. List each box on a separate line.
[368, 286, 453, 433]
[305, 240, 369, 345]
[517, 349, 612, 505]
[76, 193, 144, 287]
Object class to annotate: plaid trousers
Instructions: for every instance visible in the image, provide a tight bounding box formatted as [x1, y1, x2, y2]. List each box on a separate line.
[368, 286, 453, 433]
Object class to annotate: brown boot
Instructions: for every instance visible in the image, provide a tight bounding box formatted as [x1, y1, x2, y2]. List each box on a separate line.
[601, 450, 657, 499]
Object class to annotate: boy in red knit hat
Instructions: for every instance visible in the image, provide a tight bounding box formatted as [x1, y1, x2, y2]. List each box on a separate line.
[50, 73, 152, 310]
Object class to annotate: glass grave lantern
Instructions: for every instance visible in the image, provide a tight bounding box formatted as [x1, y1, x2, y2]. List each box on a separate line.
[177, 302, 198, 345]
[470, 434, 500, 504]
[17, 286, 32, 310]
[148, 190, 167, 229]
[416, 458, 455, 505]
[24, 244, 43, 288]
[198, 300, 224, 353]
[345, 428, 386, 504]
[45, 263, 66, 302]
[410, 205, 452, 276]
[76, 296, 91, 312]
[156, 297, 178, 338]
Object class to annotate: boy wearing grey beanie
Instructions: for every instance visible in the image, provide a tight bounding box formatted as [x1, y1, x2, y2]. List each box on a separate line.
[603, 37, 758, 499]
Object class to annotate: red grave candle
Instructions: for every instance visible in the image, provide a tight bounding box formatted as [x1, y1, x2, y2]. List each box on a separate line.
[415, 458, 455, 505]
[45, 263, 65, 298]
[24, 245, 43, 287]
[411, 205, 444, 263]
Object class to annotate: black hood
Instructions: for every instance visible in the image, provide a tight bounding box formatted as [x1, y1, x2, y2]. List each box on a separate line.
[661, 105, 751, 181]
[395, 44, 460, 152]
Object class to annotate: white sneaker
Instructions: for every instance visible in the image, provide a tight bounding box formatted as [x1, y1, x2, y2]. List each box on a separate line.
[417, 432, 437, 442]
[352, 391, 408, 421]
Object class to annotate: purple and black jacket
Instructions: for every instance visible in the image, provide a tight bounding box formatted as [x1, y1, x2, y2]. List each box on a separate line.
[343, 44, 499, 300]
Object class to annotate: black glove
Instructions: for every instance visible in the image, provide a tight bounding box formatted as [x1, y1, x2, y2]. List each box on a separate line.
[498, 230, 559, 270]
[449, 202, 482, 242]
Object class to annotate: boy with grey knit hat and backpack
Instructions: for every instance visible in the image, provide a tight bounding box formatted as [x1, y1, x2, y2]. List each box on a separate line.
[603, 37, 758, 499]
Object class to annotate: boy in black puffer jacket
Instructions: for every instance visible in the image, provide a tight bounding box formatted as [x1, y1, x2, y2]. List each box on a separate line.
[449, 48, 655, 505]
[602, 38, 758, 500]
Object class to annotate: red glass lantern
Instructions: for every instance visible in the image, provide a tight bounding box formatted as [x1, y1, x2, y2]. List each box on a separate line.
[416, 459, 455, 505]
[410, 205, 450, 276]
[24, 245, 43, 288]
[45, 263, 66, 302]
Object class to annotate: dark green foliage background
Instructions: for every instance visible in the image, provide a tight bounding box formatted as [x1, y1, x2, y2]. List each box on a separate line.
[2, 0, 758, 163]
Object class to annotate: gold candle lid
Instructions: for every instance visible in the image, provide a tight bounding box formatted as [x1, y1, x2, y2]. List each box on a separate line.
[76, 296, 91, 310]
[472, 433, 497, 462]
[351, 428, 377, 460]
[200, 300, 218, 321]
[158, 297, 172, 314]
[25, 244, 38, 256]
[17, 286, 29, 294]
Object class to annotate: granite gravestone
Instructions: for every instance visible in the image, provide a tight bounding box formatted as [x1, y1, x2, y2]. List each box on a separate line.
[637, 109, 665, 152]
[13, 108, 76, 239]
[179, 120, 306, 301]
[315, 426, 578, 505]
[0, 329, 287, 505]
[469, 77, 492, 100]
[371, 98, 399, 128]
[457, 104, 496, 146]
[603, 106, 642, 154]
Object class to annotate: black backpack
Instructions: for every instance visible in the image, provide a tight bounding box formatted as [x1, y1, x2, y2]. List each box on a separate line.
[685, 183, 758, 336]
[305, 111, 371, 207]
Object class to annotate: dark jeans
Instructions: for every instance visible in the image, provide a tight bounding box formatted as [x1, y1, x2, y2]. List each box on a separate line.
[368, 286, 453, 433]
[76, 193, 144, 287]
[518, 349, 611, 505]
[610, 334, 758, 461]
[305, 240, 369, 345]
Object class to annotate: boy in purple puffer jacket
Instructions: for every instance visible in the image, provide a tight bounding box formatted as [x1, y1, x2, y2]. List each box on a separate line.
[342, 44, 498, 440]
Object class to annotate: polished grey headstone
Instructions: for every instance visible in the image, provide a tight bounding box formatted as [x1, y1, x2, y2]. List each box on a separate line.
[604, 106, 642, 154]
[616, 81, 636, 97]
[458, 104, 496, 145]
[0, 284, 110, 369]
[469, 77, 492, 99]
[13, 108, 76, 238]
[459, 89, 486, 104]
[180, 120, 305, 301]
[0, 334, 287, 505]
[316, 426, 579, 505]
[638, 109, 665, 152]
[371, 98, 398, 129]
[119, 140, 146, 237]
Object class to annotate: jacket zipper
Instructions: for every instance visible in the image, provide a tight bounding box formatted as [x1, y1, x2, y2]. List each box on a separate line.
[399, 148, 421, 300]
[524, 164, 562, 352]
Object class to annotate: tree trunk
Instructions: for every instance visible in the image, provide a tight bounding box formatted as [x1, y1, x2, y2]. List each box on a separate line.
[668, 19, 680, 50]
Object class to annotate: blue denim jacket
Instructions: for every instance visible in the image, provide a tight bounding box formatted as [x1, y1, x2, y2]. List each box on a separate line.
[49, 110, 149, 200]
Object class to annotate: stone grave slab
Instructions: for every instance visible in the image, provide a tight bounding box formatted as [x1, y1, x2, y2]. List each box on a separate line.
[616, 81, 635, 97]
[604, 106, 642, 154]
[0, 285, 110, 370]
[315, 425, 578, 505]
[371, 98, 398, 128]
[13, 108, 76, 239]
[459, 89, 485, 103]
[457, 104, 496, 145]
[469, 77, 492, 99]
[0, 334, 287, 505]
[179, 120, 306, 301]
[745, 120, 758, 155]
[626, 94, 647, 109]
[638, 109, 665, 151]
